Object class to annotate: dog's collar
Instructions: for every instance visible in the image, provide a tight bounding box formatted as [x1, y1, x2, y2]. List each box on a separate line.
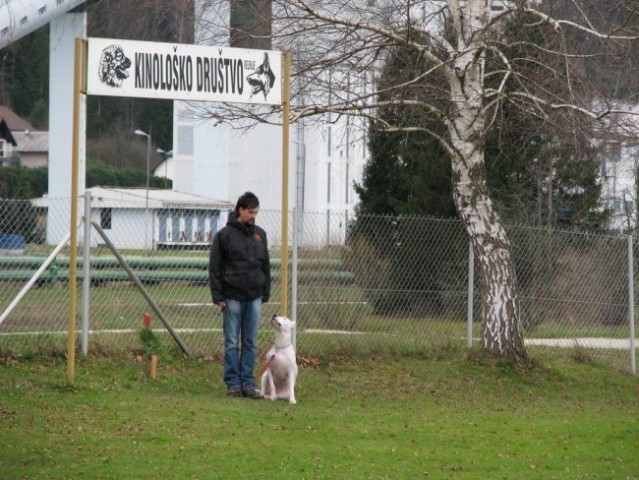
[275, 342, 292, 350]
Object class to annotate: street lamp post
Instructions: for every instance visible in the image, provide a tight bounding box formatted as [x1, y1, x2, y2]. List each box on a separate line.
[134, 129, 151, 250]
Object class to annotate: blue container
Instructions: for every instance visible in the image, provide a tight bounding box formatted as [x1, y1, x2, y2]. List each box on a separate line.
[0, 233, 25, 253]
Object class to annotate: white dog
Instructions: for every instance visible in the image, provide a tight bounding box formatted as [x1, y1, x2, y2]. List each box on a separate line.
[260, 315, 298, 404]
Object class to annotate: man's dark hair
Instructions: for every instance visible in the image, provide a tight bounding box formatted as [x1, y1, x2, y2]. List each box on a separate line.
[235, 191, 260, 215]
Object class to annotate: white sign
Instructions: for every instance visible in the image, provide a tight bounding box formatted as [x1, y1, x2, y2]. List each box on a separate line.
[86, 37, 282, 105]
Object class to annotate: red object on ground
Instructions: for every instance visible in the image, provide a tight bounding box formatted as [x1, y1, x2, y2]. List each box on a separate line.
[143, 312, 151, 328]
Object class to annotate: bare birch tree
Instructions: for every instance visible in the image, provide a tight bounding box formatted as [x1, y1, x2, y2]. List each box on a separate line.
[192, 0, 639, 364]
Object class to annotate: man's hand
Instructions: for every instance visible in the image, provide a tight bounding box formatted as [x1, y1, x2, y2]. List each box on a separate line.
[216, 301, 226, 309]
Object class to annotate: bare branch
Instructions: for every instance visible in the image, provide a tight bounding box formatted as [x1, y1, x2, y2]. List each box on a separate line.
[523, 5, 639, 40]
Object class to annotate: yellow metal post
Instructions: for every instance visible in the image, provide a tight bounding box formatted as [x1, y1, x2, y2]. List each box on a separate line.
[280, 53, 291, 317]
[66, 38, 86, 385]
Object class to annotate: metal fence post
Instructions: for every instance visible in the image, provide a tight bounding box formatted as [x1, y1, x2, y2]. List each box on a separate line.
[628, 235, 636, 376]
[467, 241, 474, 348]
[292, 206, 298, 351]
[81, 191, 91, 355]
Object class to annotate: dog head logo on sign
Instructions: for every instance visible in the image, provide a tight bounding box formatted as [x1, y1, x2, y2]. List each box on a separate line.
[247, 53, 276, 101]
[98, 44, 132, 88]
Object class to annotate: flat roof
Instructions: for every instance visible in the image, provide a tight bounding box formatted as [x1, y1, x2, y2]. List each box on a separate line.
[32, 187, 233, 210]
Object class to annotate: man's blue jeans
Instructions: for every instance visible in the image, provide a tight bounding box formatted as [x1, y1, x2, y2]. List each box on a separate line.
[222, 298, 262, 390]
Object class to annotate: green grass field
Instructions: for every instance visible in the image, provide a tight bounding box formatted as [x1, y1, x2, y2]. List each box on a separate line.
[1, 349, 638, 479]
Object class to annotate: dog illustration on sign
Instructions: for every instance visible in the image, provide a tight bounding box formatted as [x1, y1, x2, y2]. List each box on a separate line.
[247, 53, 276, 101]
[98, 44, 132, 88]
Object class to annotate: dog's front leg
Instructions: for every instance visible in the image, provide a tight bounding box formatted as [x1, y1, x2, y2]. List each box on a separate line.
[288, 364, 298, 405]
[261, 371, 277, 401]
[259, 371, 267, 398]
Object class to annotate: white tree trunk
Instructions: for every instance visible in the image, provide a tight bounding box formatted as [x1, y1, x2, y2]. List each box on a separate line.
[451, 145, 527, 362]
[446, 8, 528, 361]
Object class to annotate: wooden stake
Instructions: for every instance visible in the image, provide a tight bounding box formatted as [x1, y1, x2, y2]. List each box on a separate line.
[150, 354, 158, 380]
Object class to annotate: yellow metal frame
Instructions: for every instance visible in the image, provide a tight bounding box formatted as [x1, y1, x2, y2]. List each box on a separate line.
[67, 38, 87, 384]
[280, 52, 291, 317]
[66, 41, 291, 384]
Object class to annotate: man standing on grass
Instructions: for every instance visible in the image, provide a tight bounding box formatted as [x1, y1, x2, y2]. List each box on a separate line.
[209, 192, 271, 399]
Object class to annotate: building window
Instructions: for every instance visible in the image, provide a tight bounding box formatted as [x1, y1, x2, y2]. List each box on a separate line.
[625, 200, 635, 215]
[230, 0, 272, 49]
[613, 199, 622, 213]
[100, 208, 112, 230]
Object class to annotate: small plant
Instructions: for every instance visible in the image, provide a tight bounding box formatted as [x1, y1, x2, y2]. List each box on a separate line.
[138, 312, 163, 356]
[138, 327, 162, 356]
[139, 312, 163, 379]
[570, 345, 593, 364]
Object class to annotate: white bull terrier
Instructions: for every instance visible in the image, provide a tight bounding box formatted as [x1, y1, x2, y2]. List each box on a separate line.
[260, 315, 298, 404]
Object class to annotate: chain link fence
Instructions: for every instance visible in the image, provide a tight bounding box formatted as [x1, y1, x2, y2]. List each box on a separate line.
[0, 196, 636, 372]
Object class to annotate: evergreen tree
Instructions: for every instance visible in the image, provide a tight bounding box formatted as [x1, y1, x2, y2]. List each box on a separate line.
[349, 36, 461, 315]
[0, 28, 49, 128]
[355, 32, 455, 219]
[489, 11, 607, 231]
[356, 12, 607, 231]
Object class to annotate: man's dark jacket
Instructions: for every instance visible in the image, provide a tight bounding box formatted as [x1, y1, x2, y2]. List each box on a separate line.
[208, 213, 271, 304]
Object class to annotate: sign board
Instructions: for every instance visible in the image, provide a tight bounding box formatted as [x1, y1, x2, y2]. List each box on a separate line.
[86, 37, 282, 105]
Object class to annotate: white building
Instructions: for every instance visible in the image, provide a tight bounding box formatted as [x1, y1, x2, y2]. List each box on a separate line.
[32, 187, 232, 250]
[600, 142, 639, 232]
[171, 1, 369, 244]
